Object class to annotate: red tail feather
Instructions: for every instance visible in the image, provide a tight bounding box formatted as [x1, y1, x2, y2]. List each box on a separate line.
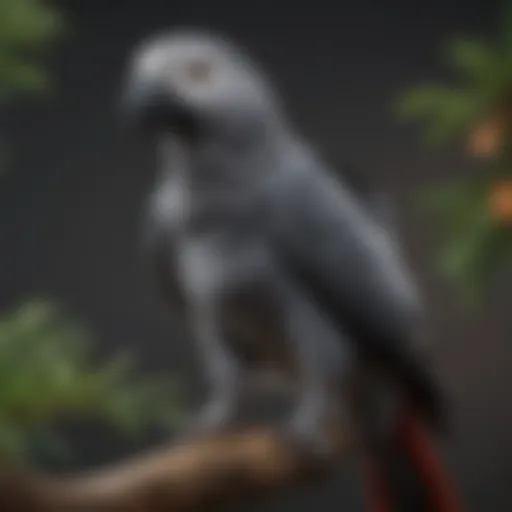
[364, 409, 462, 512]
[364, 458, 392, 512]
[398, 411, 462, 512]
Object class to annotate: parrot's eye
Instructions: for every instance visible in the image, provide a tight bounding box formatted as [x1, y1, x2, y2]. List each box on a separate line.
[183, 58, 213, 83]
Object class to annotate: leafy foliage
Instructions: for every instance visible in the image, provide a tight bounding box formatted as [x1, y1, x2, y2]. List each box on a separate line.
[0, 0, 184, 465]
[0, 300, 183, 463]
[397, 11, 512, 148]
[0, 0, 62, 99]
[398, 86, 485, 147]
[397, 5, 512, 301]
[420, 180, 512, 302]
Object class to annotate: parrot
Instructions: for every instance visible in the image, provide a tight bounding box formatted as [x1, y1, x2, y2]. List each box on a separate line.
[120, 30, 462, 511]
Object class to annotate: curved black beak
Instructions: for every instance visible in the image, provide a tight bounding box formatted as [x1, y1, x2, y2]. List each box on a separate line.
[121, 80, 177, 130]
[120, 80, 198, 139]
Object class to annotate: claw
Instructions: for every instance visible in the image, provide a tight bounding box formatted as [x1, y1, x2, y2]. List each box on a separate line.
[284, 406, 334, 460]
[182, 399, 237, 440]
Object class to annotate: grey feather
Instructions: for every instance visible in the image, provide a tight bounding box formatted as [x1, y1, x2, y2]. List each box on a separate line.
[123, 30, 444, 443]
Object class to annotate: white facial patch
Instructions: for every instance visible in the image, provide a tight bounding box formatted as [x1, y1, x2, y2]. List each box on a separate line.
[134, 44, 170, 80]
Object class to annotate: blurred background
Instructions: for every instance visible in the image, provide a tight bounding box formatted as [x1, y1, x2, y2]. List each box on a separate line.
[0, 1, 511, 511]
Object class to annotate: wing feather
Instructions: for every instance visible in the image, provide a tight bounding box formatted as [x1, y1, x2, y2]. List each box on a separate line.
[267, 157, 443, 425]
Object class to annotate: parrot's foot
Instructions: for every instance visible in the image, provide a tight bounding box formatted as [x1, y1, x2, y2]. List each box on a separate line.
[283, 403, 334, 460]
[182, 398, 238, 440]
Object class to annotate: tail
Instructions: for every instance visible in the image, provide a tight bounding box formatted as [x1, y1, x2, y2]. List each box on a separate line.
[363, 408, 462, 512]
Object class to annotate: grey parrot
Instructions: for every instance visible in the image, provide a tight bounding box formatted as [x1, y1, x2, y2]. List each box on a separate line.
[121, 30, 461, 512]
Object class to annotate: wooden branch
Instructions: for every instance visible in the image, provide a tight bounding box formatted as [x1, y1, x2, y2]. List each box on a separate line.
[0, 422, 353, 512]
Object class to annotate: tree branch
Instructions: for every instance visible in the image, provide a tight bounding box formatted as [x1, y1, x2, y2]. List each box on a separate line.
[0, 422, 353, 512]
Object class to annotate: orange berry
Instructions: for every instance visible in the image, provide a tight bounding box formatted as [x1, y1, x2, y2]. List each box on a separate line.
[468, 117, 505, 158]
[489, 181, 512, 224]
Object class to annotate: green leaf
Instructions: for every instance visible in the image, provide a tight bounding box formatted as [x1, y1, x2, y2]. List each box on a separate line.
[0, 422, 30, 463]
[397, 86, 486, 147]
[0, 0, 62, 100]
[434, 193, 512, 304]
[0, 298, 183, 463]
[439, 205, 490, 276]
[420, 182, 477, 213]
[397, 85, 451, 118]
[0, 56, 48, 94]
[396, 6, 512, 155]
[444, 37, 502, 86]
[421, 181, 486, 241]
[0, 0, 62, 49]
[438, 208, 490, 303]
[471, 224, 512, 295]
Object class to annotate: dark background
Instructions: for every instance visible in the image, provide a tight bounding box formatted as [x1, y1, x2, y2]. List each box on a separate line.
[1, 1, 511, 510]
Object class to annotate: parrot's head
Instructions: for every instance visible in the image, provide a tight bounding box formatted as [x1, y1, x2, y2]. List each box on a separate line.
[122, 30, 283, 145]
